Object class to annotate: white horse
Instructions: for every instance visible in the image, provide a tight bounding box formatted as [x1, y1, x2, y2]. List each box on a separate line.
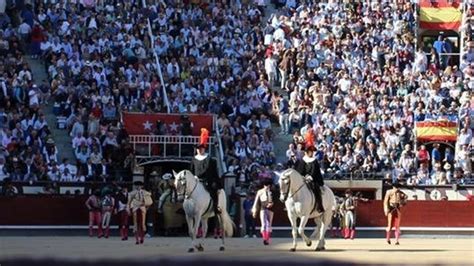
[173, 170, 234, 252]
[276, 168, 336, 251]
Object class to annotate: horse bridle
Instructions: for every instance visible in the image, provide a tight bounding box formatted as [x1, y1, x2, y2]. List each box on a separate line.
[178, 175, 198, 199]
[280, 174, 306, 202]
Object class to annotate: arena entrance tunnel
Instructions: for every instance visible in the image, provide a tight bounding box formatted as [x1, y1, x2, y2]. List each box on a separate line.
[140, 160, 191, 237]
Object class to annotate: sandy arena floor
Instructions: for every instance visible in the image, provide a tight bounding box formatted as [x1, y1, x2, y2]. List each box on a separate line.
[1, 236, 473, 264]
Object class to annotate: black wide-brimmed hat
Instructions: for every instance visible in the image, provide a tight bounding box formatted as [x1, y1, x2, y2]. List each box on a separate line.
[196, 144, 207, 149]
[392, 181, 401, 188]
[305, 146, 316, 152]
[133, 181, 144, 186]
[262, 179, 273, 186]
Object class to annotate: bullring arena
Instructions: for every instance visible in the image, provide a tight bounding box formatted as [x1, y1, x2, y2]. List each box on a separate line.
[1, 235, 473, 265]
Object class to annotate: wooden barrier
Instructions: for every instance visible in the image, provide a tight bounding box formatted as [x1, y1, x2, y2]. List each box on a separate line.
[269, 199, 474, 227]
[0, 195, 473, 227]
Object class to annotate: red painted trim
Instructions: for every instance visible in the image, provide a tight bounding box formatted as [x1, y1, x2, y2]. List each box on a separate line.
[268, 200, 474, 227]
[416, 121, 457, 127]
[419, 0, 461, 8]
[419, 21, 461, 30]
[1, 196, 473, 228]
[416, 135, 458, 142]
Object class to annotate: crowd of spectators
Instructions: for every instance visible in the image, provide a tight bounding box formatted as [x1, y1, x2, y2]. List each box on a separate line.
[144, 0, 283, 186]
[0, 2, 55, 183]
[0, 1, 148, 183]
[270, 1, 472, 185]
[0, 0, 472, 188]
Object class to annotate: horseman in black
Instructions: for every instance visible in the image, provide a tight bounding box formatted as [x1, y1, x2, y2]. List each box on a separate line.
[294, 146, 325, 213]
[190, 144, 221, 214]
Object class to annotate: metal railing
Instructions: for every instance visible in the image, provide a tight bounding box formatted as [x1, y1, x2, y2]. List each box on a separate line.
[460, 1, 469, 68]
[141, 0, 170, 113]
[214, 117, 227, 174]
[130, 135, 215, 159]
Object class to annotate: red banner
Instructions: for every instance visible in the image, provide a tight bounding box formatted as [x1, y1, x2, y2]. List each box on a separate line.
[122, 112, 213, 136]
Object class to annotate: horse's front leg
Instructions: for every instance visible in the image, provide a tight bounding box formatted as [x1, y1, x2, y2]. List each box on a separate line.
[197, 217, 208, 252]
[192, 215, 203, 250]
[298, 215, 312, 248]
[201, 218, 209, 239]
[315, 210, 332, 251]
[287, 210, 298, 252]
[186, 215, 196, 253]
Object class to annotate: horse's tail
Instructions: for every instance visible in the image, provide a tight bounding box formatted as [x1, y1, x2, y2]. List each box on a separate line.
[218, 190, 235, 237]
[219, 209, 235, 237]
[322, 185, 337, 212]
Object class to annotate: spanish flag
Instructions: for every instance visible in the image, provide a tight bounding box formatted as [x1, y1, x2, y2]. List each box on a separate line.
[419, 0, 462, 31]
[416, 121, 458, 142]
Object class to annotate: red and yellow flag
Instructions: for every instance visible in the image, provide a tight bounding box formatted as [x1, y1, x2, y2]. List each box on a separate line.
[416, 121, 458, 142]
[419, 0, 462, 30]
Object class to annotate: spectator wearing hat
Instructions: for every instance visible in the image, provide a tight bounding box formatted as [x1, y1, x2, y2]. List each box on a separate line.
[85, 189, 103, 238]
[294, 146, 325, 213]
[43, 138, 58, 164]
[251, 178, 274, 245]
[115, 186, 129, 241]
[157, 173, 176, 213]
[383, 182, 408, 245]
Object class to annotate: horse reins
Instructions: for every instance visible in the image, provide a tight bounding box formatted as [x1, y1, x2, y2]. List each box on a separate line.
[282, 176, 315, 211]
[179, 176, 198, 199]
[186, 178, 198, 199]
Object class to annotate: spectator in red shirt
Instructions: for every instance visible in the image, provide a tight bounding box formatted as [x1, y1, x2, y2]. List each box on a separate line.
[417, 145, 430, 167]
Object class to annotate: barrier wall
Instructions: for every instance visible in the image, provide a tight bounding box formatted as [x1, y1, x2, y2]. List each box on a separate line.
[1, 195, 473, 227]
[269, 200, 474, 227]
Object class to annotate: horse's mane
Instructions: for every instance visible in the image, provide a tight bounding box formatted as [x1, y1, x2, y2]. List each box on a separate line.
[281, 168, 294, 177]
[284, 168, 303, 181]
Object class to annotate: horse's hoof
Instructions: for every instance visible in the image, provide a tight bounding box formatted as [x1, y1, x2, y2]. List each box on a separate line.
[306, 241, 312, 247]
[289, 248, 296, 252]
[219, 246, 225, 251]
[197, 245, 204, 252]
[188, 248, 194, 253]
[315, 247, 324, 251]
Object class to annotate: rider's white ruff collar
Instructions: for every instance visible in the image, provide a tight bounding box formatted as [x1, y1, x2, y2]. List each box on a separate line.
[303, 155, 316, 163]
[195, 154, 208, 161]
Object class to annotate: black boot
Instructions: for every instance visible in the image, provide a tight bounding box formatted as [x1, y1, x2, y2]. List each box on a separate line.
[315, 187, 325, 213]
[212, 191, 221, 214]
